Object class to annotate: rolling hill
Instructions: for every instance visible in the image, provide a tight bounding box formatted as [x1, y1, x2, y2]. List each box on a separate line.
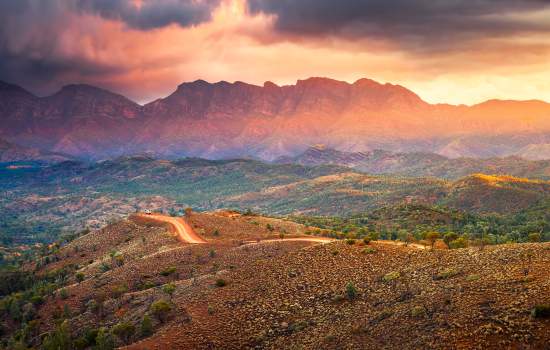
[2, 157, 550, 244]
[275, 146, 550, 180]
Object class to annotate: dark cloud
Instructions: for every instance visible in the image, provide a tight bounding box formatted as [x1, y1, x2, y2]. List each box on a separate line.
[0, 0, 220, 96]
[248, 0, 550, 51]
[76, 0, 221, 30]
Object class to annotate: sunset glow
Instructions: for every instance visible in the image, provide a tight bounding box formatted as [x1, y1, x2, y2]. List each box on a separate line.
[1, 0, 550, 104]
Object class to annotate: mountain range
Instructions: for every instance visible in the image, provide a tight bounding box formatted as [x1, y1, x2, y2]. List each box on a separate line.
[2, 78, 550, 161]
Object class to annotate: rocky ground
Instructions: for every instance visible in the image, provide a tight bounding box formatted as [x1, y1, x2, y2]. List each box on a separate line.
[19, 212, 550, 349]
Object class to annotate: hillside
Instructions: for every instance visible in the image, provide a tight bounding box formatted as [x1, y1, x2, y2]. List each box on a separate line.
[1, 213, 548, 349]
[2, 157, 550, 244]
[2, 78, 550, 160]
[276, 146, 550, 180]
[0, 138, 72, 163]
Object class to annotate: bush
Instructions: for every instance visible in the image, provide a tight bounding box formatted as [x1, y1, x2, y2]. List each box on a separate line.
[411, 306, 426, 318]
[383, 271, 400, 282]
[362, 237, 371, 245]
[345, 282, 357, 300]
[346, 239, 356, 245]
[162, 283, 176, 298]
[99, 263, 111, 273]
[215, 279, 226, 287]
[449, 237, 468, 249]
[140, 314, 153, 337]
[528, 233, 541, 243]
[59, 288, 68, 300]
[531, 304, 550, 319]
[150, 300, 171, 323]
[111, 322, 135, 344]
[75, 272, 85, 283]
[160, 267, 177, 276]
[95, 327, 114, 350]
[362, 247, 376, 254]
[434, 268, 459, 280]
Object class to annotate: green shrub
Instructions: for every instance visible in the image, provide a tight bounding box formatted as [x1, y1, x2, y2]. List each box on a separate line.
[449, 237, 468, 249]
[111, 322, 135, 344]
[140, 314, 153, 337]
[95, 327, 114, 350]
[466, 274, 480, 281]
[362, 247, 376, 254]
[59, 288, 68, 300]
[411, 306, 426, 318]
[346, 239, 356, 245]
[99, 263, 111, 273]
[215, 279, 226, 287]
[345, 282, 357, 300]
[75, 272, 85, 283]
[382, 271, 400, 282]
[362, 237, 371, 245]
[531, 304, 550, 319]
[434, 268, 459, 280]
[150, 300, 171, 323]
[160, 267, 177, 276]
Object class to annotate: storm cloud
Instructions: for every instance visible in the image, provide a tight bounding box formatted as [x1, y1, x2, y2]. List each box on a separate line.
[75, 0, 221, 30]
[248, 0, 550, 51]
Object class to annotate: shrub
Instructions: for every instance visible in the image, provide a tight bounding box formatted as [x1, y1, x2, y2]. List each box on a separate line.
[383, 271, 400, 282]
[99, 263, 111, 273]
[111, 322, 135, 344]
[59, 288, 68, 300]
[434, 268, 459, 280]
[140, 314, 153, 337]
[345, 282, 357, 300]
[150, 300, 171, 323]
[209, 249, 216, 258]
[411, 306, 426, 318]
[95, 327, 114, 350]
[362, 247, 376, 254]
[215, 279, 227, 287]
[162, 283, 176, 298]
[266, 223, 274, 232]
[466, 274, 480, 281]
[160, 267, 177, 277]
[528, 233, 541, 243]
[111, 284, 129, 298]
[531, 304, 550, 319]
[213, 230, 220, 236]
[362, 237, 371, 245]
[346, 239, 356, 245]
[75, 272, 85, 283]
[449, 237, 468, 249]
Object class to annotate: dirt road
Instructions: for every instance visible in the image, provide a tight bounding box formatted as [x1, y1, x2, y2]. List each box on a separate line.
[241, 237, 335, 247]
[134, 213, 207, 244]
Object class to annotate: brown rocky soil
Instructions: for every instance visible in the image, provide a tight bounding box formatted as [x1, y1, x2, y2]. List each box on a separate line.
[30, 212, 550, 349]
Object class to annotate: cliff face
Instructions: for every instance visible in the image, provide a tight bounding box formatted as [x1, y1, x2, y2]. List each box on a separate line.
[2, 77, 550, 160]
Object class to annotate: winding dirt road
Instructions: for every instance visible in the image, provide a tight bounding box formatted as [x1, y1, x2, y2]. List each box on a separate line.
[134, 213, 207, 244]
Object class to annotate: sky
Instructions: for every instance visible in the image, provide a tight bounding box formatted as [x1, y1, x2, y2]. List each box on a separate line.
[2, 0, 550, 105]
